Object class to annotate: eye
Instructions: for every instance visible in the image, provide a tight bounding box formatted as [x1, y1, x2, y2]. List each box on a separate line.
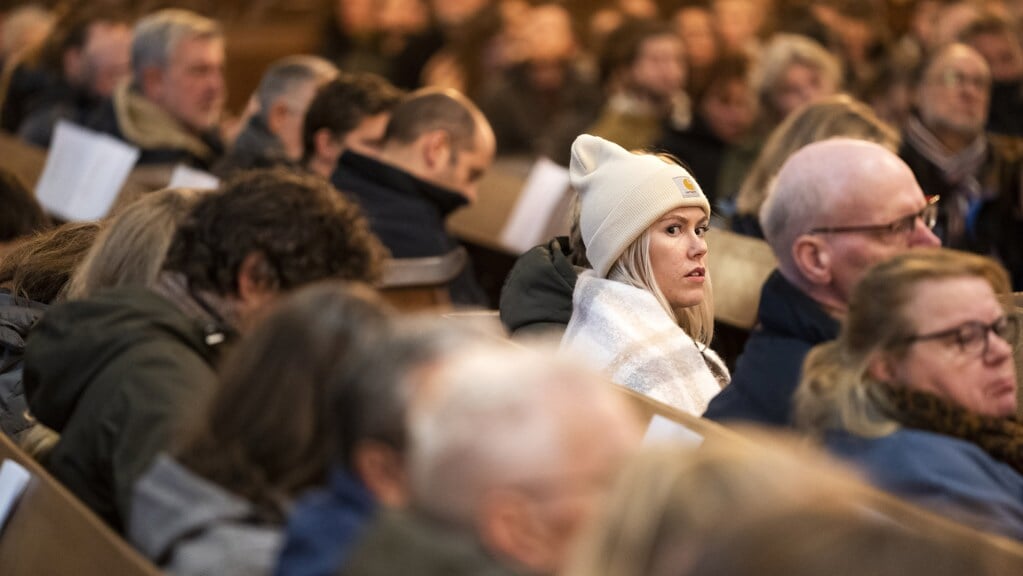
[665, 224, 682, 235]
[695, 224, 710, 237]
[954, 323, 986, 352]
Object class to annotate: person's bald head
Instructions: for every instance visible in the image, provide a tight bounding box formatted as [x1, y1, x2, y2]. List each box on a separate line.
[761, 139, 940, 315]
[379, 88, 495, 203]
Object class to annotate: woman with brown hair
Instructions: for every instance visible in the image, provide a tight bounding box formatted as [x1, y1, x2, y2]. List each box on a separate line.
[128, 282, 393, 576]
[0, 221, 99, 455]
[796, 248, 1023, 539]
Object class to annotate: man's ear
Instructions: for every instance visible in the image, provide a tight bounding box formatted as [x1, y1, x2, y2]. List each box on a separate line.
[867, 351, 897, 383]
[478, 490, 557, 574]
[314, 128, 342, 161]
[236, 251, 278, 306]
[792, 235, 832, 286]
[352, 441, 408, 508]
[420, 129, 451, 170]
[140, 66, 164, 101]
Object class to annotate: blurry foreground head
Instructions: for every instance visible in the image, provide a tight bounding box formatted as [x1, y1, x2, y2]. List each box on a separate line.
[408, 343, 642, 574]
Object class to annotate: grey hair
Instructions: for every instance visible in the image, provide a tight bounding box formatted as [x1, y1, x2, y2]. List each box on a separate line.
[131, 9, 221, 82]
[255, 55, 338, 121]
[608, 229, 715, 346]
[331, 315, 501, 468]
[408, 344, 619, 526]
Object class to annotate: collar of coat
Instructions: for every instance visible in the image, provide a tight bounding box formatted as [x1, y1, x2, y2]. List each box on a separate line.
[113, 82, 215, 161]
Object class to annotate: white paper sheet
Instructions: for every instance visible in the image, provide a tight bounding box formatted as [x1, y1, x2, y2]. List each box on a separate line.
[0, 459, 31, 530]
[498, 157, 571, 254]
[643, 414, 704, 447]
[34, 120, 141, 221]
[168, 164, 220, 190]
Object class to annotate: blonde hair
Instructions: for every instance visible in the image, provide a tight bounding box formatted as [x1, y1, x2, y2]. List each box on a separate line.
[735, 94, 899, 218]
[795, 249, 1014, 438]
[608, 230, 715, 346]
[66, 188, 206, 299]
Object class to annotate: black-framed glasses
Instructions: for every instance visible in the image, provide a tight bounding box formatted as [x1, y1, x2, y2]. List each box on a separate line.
[810, 195, 940, 238]
[900, 314, 1022, 358]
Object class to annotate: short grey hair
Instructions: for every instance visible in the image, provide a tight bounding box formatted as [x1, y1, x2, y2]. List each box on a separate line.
[131, 9, 222, 82]
[409, 344, 620, 525]
[255, 55, 338, 120]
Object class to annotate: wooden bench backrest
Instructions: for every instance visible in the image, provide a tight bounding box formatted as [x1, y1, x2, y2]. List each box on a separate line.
[705, 228, 777, 329]
[612, 384, 744, 445]
[0, 433, 163, 576]
[378, 247, 468, 313]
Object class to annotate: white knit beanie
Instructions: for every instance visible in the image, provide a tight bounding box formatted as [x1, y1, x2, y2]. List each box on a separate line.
[570, 134, 711, 277]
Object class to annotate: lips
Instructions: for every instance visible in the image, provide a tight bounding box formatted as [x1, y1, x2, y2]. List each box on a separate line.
[685, 267, 706, 278]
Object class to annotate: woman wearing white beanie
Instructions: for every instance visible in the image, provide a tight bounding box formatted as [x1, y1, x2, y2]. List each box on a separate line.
[560, 134, 729, 414]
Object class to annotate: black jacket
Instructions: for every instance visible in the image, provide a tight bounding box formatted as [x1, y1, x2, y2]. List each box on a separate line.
[703, 270, 840, 427]
[0, 291, 46, 441]
[498, 237, 578, 337]
[655, 114, 728, 207]
[24, 287, 228, 531]
[332, 151, 487, 306]
[212, 115, 296, 179]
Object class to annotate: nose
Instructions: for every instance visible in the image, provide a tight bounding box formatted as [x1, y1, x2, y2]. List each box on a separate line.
[691, 234, 708, 258]
[910, 218, 941, 247]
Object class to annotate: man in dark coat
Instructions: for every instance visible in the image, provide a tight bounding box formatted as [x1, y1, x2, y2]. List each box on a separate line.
[212, 55, 337, 179]
[704, 139, 941, 427]
[23, 169, 385, 531]
[84, 9, 226, 169]
[332, 88, 495, 306]
[899, 43, 1023, 289]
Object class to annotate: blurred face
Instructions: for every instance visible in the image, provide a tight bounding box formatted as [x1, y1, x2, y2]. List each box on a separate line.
[275, 80, 321, 161]
[431, 0, 488, 27]
[890, 276, 1018, 417]
[968, 31, 1023, 83]
[434, 124, 495, 203]
[513, 395, 641, 574]
[817, 158, 941, 303]
[150, 35, 225, 132]
[700, 77, 756, 144]
[629, 34, 686, 101]
[674, 7, 718, 69]
[713, 0, 761, 51]
[78, 21, 131, 97]
[770, 62, 835, 119]
[649, 205, 710, 310]
[917, 45, 991, 138]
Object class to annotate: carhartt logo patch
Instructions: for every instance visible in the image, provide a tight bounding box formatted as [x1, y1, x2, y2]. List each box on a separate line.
[673, 176, 700, 198]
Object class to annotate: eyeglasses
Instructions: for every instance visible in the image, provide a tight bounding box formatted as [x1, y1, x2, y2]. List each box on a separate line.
[930, 69, 991, 92]
[900, 314, 1022, 359]
[809, 195, 939, 239]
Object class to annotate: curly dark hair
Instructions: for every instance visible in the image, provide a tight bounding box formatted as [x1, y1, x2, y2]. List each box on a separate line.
[162, 168, 387, 295]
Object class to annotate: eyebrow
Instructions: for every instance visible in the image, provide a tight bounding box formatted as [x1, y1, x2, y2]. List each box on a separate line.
[657, 214, 709, 226]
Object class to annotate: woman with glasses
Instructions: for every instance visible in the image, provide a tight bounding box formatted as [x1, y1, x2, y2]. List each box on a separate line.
[795, 248, 1023, 539]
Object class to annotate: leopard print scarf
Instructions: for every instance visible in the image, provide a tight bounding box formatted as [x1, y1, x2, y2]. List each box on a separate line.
[873, 382, 1023, 476]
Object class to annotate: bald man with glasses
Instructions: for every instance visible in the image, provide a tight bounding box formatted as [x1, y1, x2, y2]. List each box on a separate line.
[704, 139, 941, 427]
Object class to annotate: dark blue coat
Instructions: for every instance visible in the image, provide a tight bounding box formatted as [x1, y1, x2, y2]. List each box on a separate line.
[274, 468, 376, 576]
[703, 270, 840, 427]
[827, 428, 1023, 540]
[331, 151, 487, 306]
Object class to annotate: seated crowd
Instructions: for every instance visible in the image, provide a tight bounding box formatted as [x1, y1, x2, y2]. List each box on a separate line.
[2, 1, 1023, 575]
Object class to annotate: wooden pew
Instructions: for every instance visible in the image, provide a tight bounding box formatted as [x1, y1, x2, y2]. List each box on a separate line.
[378, 247, 468, 313]
[0, 433, 163, 576]
[704, 228, 777, 330]
[612, 384, 745, 445]
[0, 131, 46, 189]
